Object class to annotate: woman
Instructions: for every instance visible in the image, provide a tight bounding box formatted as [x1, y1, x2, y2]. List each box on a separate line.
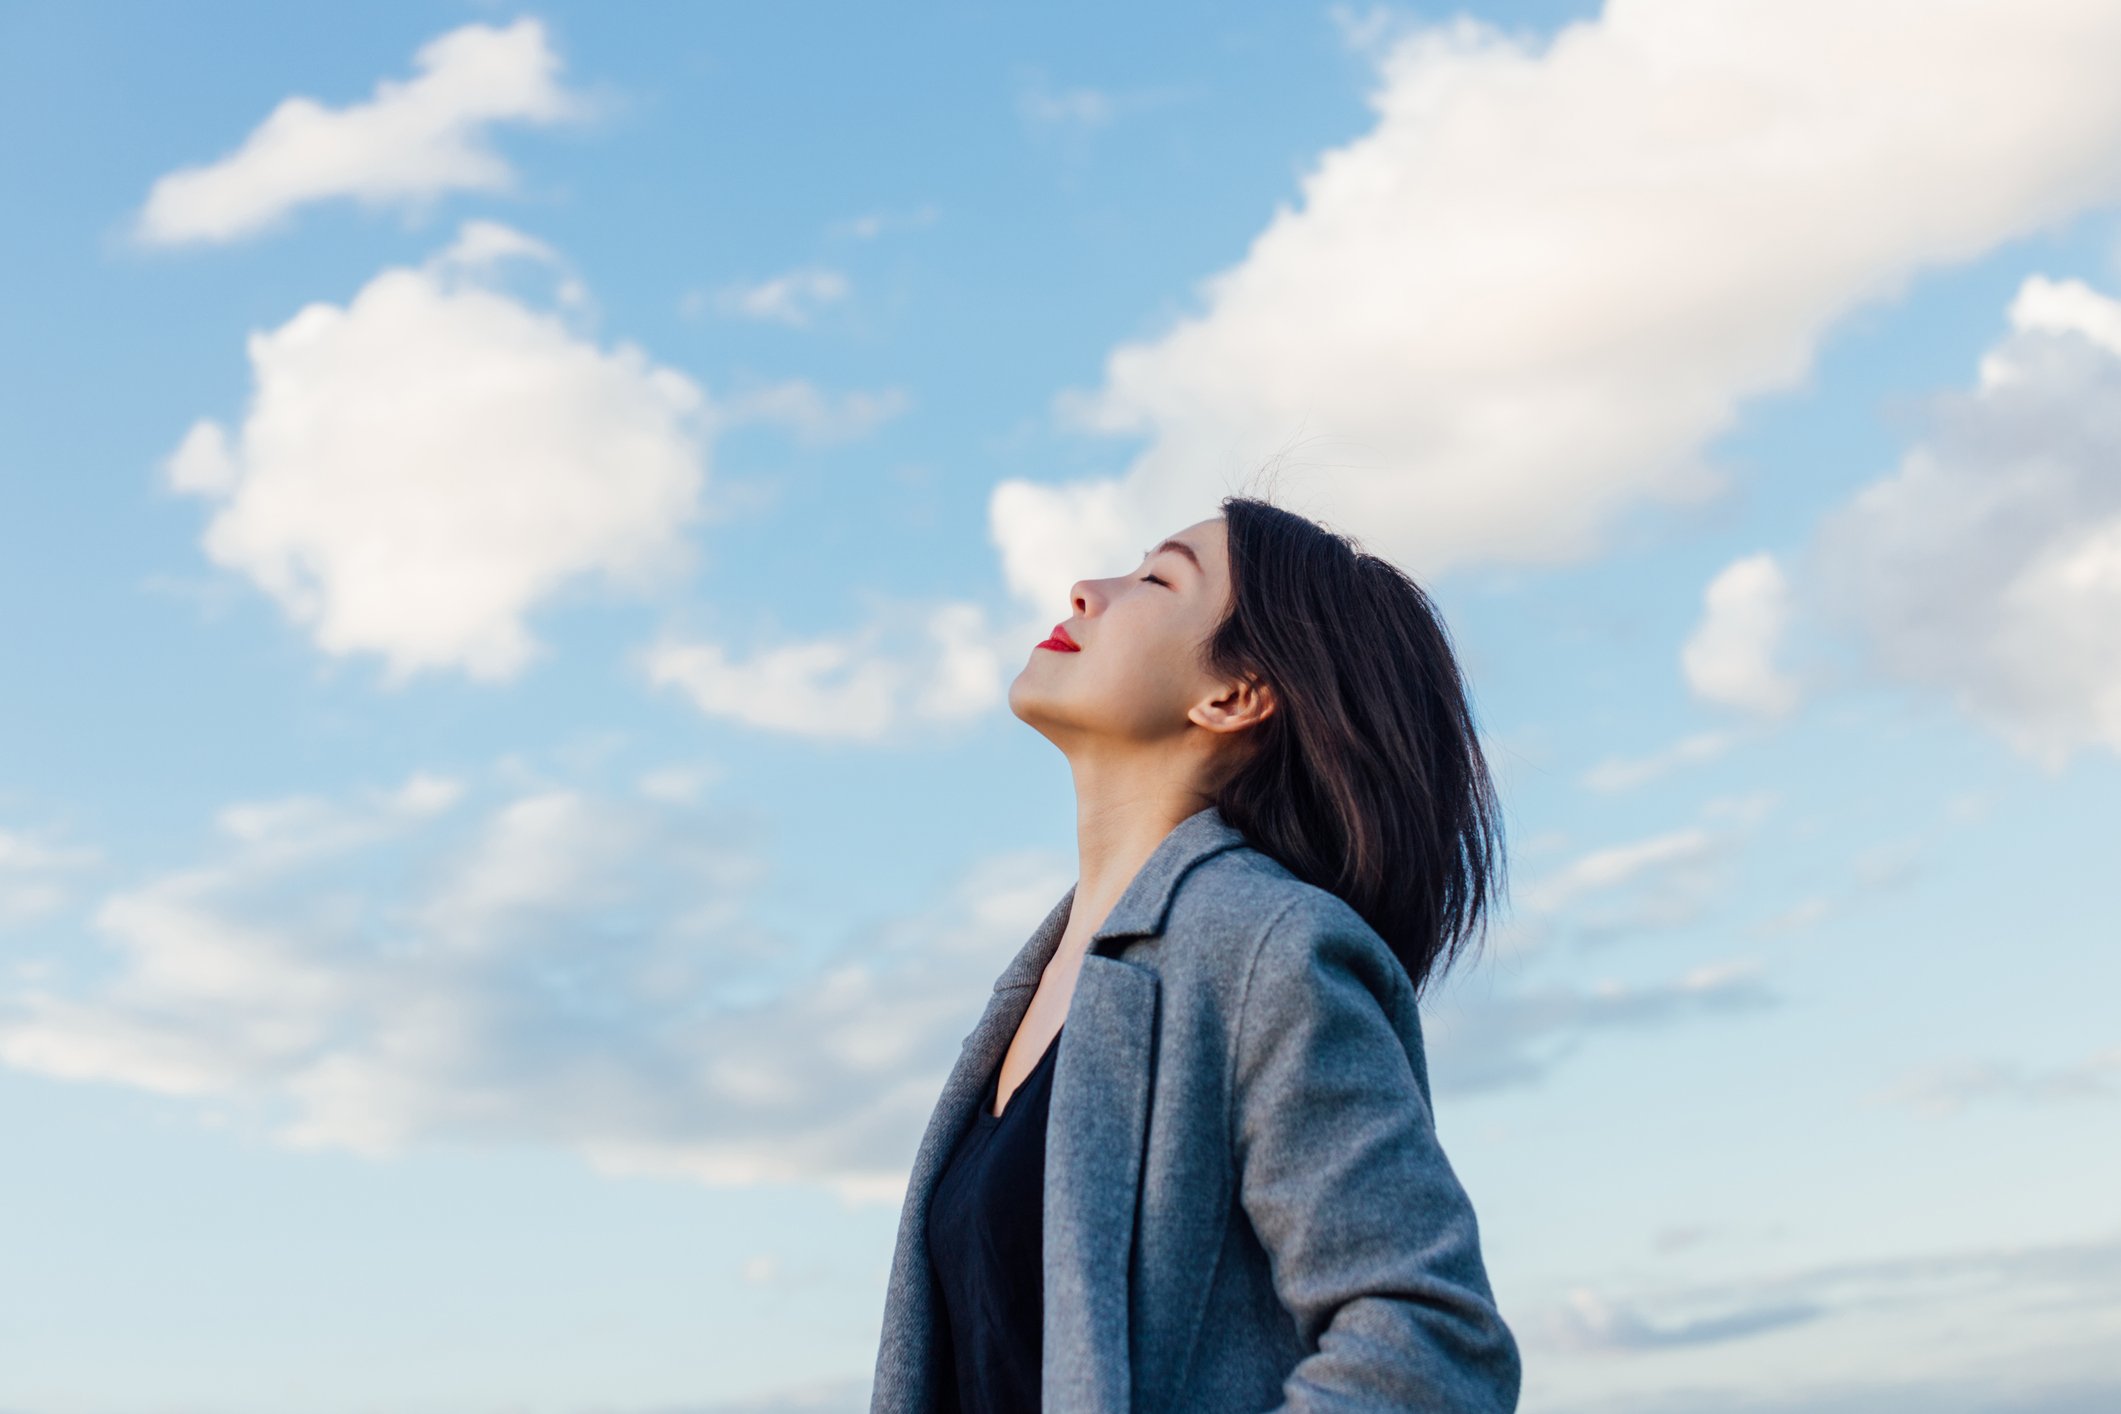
[871, 495, 1522, 1412]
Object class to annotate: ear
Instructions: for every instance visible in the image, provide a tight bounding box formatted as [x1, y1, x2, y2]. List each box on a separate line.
[1191, 671, 1275, 735]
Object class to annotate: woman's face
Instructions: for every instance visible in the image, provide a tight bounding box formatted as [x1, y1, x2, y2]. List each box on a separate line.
[1010, 515, 1265, 755]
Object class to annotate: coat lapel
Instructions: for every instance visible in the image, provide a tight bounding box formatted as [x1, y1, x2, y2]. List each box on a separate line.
[1043, 949, 1159, 1412]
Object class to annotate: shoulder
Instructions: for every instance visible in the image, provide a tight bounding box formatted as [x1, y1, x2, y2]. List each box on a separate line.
[1154, 844, 1435, 1115]
[1163, 846, 1412, 1014]
[1195, 853, 1436, 1120]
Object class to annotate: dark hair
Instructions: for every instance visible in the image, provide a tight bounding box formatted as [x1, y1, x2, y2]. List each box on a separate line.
[1203, 493, 1508, 1000]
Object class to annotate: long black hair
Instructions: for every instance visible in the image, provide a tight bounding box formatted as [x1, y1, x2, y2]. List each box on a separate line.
[1203, 493, 1508, 1001]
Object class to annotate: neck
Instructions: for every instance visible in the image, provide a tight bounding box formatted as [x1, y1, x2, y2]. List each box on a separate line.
[1060, 755, 1213, 952]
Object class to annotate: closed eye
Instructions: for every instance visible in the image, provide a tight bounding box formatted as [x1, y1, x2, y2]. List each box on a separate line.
[1140, 574, 1167, 586]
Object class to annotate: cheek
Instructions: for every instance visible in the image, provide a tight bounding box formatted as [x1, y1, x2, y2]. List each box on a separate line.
[1087, 630, 1197, 724]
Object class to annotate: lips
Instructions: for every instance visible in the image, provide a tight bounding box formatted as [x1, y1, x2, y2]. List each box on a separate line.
[1036, 622, 1081, 652]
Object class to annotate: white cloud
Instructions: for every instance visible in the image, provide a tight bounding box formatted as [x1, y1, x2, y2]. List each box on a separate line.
[643, 597, 1025, 743]
[433, 215, 563, 273]
[1872, 1046, 2121, 1117]
[1421, 959, 1777, 1093]
[0, 830, 101, 874]
[991, 1, 2121, 611]
[690, 268, 851, 327]
[1580, 729, 1737, 792]
[714, 378, 912, 447]
[0, 770, 1074, 1206]
[1526, 1231, 2121, 1405]
[133, 18, 591, 246]
[1520, 826, 1719, 915]
[1326, 3, 1407, 62]
[634, 760, 726, 806]
[1683, 553, 1800, 717]
[826, 203, 940, 242]
[1504, 785, 1782, 956]
[0, 826, 101, 929]
[162, 220, 711, 685]
[1018, 81, 1117, 131]
[1014, 70, 1192, 136]
[1808, 273, 2121, 769]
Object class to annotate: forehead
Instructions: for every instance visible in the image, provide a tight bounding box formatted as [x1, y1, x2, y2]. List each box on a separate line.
[1175, 516, 1224, 547]
[1149, 517, 1226, 567]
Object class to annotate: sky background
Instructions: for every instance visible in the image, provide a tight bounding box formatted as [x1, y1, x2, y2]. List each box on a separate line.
[3, 2, 2120, 1411]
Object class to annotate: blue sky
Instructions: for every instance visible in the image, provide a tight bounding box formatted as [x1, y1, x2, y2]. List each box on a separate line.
[3, 3, 2119, 1410]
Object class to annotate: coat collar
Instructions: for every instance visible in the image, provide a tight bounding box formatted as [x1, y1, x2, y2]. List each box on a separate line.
[989, 802, 1252, 993]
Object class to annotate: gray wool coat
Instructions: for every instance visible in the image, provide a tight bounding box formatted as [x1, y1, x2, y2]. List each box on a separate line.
[869, 804, 1522, 1413]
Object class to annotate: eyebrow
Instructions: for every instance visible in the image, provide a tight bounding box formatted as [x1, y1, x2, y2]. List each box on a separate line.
[1143, 538, 1202, 575]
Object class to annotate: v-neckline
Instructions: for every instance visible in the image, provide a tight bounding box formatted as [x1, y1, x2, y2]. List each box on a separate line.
[986, 1024, 1063, 1122]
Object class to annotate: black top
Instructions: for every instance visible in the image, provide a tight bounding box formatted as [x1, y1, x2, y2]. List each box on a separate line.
[926, 1023, 1065, 1414]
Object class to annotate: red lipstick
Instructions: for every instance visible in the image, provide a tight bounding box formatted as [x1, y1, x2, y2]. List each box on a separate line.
[1036, 622, 1081, 652]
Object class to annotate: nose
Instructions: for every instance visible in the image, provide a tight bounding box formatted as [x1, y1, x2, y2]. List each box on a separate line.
[1069, 564, 1126, 615]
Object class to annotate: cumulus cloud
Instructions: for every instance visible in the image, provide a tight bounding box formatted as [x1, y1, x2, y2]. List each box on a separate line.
[1807, 272, 2121, 769]
[161, 220, 712, 684]
[133, 17, 591, 246]
[0, 769, 1075, 1206]
[1683, 553, 1801, 717]
[991, 0, 2121, 610]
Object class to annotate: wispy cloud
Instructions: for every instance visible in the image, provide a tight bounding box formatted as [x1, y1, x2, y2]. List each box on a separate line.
[824, 202, 940, 241]
[641, 596, 1026, 743]
[1013, 71, 1192, 134]
[1519, 827, 1721, 916]
[132, 18, 594, 246]
[1531, 1229, 2121, 1409]
[688, 267, 851, 327]
[1579, 729, 1739, 793]
[1425, 958, 1778, 1095]
[0, 825, 102, 930]
[1018, 81, 1117, 130]
[0, 766, 1075, 1207]
[713, 378, 912, 447]
[1870, 1045, 2121, 1117]
[1500, 787, 1781, 957]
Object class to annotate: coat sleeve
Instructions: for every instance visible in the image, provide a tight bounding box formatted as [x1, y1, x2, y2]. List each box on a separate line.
[1231, 895, 1523, 1413]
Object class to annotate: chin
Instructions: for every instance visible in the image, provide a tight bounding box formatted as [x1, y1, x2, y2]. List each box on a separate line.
[1005, 671, 1038, 719]
[1006, 671, 1070, 732]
